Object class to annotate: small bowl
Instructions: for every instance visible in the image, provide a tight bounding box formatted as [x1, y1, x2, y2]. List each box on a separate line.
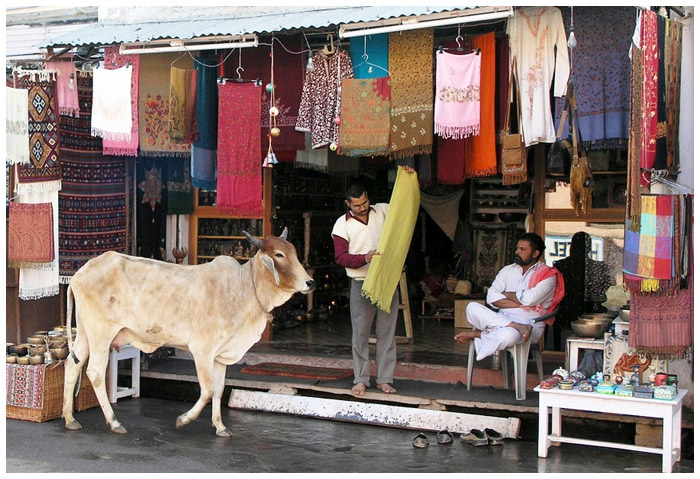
[571, 319, 609, 339]
[6, 354, 18, 364]
[50, 348, 69, 360]
[17, 356, 31, 365]
[33, 330, 49, 336]
[28, 344, 47, 356]
[474, 213, 496, 222]
[498, 212, 526, 223]
[29, 355, 44, 365]
[618, 309, 630, 322]
[8, 345, 28, 356]
[27, 335, 47, 345]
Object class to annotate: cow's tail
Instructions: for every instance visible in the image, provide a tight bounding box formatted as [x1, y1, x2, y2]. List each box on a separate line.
[66, 284, 82, 396]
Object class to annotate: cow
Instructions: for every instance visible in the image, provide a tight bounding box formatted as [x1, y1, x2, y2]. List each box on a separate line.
[62, 228, 314, 436]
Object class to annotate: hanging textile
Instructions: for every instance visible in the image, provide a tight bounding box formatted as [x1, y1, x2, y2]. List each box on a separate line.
[638, 9, 658, 183]
[436, 137, 465, 185]
[495, 35, 510, 171]
[58, 71, 103, 159]
[507, 6, 569, 147]
[296, 132, 328, 172]
[166, 156, 193, 215]
[136, 158, 166, 260]
[388, 29, 434, 159]
[18, 190, 59, 299]
[6, 362, 50, 409]
[295, 49, 354, 149]
[102, 45, 140, 156]
[664, 19, 682, 171]
[191, 53, 218, 189]
[349, 34, 389, 79]
[465, 32, 498, 178]
[45, 61, 80, 118]
[471, 224, 521, 288]
[6, 86, 29, 164]
[217, 82, 262, 216]
[337, 77, 391, 157]
[91, 66, 133, 140]
[434, 50, 481, 139]
[8, 202, 54, 269]
[361, 168, 420, 312]
[168, 66, 198, 144]
[419, 189, 464, 240]
[626, 43, 644, 230]
[415, 153, 432, 187]
[652, 15, 668, 171]
[13, 69, 61, 194]
[327, 148, 360, 177]
[139, 53, 192, 157]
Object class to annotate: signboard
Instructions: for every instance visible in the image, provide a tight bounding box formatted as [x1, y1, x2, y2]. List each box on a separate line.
[544, 235, 604, 266]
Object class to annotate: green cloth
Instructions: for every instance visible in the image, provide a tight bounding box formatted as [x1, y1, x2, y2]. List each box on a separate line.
[362, 168, 420, 312]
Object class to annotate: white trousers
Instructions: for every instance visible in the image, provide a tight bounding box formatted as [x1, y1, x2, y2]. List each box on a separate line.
[466, 302, 545, 361]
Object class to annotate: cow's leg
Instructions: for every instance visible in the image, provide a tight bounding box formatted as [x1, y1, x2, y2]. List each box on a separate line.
[175, 353, 216, 430]
[85, 339, 127, 434]
[63, 332, 90, 430]
[211, 360, 232, 437]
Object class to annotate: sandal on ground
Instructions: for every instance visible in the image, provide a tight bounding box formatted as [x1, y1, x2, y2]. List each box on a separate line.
[437, 429, 453, 444]
[376, 383, 396, 394]
[484, 428, 505, 445]
[412, 433, 429, 448]
[459, 429, 488, 446]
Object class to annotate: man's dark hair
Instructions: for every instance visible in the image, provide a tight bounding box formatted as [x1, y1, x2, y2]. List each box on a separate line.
[518, 232, 546, 259]
[345, 182, 367, 202]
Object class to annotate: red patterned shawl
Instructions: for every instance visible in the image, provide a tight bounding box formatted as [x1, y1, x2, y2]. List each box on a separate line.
[639, 9, 658, 186]
[103, 46, 140, 156]
[8, 202, 54, 268]
[436, 137, 465, 185]
[216, 82, 263, 216]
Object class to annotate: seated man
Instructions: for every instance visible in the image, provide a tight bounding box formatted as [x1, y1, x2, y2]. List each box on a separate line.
[454, 233, 564, 361]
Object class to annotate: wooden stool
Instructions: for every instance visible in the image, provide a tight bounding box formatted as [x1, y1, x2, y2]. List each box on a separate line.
[107, 345, 140, 403]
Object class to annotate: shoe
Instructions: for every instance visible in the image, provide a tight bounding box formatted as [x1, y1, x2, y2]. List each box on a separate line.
[437, 429, 453, 444]
[459, 429, 488, 446]
[484, 428, 505, 445]
[413, 433, 429, 448]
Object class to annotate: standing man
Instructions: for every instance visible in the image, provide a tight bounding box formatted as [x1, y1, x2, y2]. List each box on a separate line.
[332, 167, 414, 396]
[454, 233, 564, 360]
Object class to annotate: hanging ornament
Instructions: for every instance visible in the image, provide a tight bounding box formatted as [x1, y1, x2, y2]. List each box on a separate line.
[306, 52, 315, 72]
[567, 8, 577, 49]
[270, 127, 281, 137]
[329, 142, 338, 151]
[269, 106, 279, 117]
[262, 136, 279, 168]
[266, 83, 275, 93]
[334, 116, 341, 126]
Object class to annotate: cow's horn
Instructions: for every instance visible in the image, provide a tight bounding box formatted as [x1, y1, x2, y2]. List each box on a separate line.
[243, 230, 263, 248]
[280, 227, 288, 240]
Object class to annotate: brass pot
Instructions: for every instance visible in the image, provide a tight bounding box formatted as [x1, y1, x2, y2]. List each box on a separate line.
[17, 356, 31, 365]
[50, 348, 69, 360]
[29, 355, 44, 365]
[6, 354, 18, 364]
[27, 335, 47, 345]
[29, 344, 47, 356]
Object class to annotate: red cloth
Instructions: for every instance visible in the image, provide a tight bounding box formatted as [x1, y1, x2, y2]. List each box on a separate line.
[639, 10, 658, 186]
[528, 264, 565, 326]
[8, 202, 54, 267]
[437, 137, 466, 185]
[216, 82, 263, 216]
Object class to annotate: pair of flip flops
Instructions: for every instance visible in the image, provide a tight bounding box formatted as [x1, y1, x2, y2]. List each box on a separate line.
[459, 428, 504, 446]
[412, 429, 454, 448]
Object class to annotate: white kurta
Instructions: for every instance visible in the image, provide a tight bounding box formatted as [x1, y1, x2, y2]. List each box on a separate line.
[507, 6, 570, 147]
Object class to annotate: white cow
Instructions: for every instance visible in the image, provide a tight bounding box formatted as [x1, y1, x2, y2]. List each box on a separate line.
[62, 228, 314, 436]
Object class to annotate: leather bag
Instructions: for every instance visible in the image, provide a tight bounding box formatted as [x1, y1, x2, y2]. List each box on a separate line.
[501, 58, 526, 167]
[547, 88, 573, 177]
[568, 87, 594, 215]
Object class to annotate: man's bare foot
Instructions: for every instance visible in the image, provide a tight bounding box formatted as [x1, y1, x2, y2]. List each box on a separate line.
[377, 383, 396, 394]
[351, 383, 367, 396]
[509, 322, 533, 342]
[454, 330, 481, 344]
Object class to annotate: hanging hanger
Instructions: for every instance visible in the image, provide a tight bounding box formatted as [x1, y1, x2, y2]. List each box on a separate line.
[352, 36, 391, 76]
[437, 26, 480, 55]
[217, 48, 260, 85]
[321, 33, 336, 56]
[171, 51, 187, 67]
[646, 169, 693, 193]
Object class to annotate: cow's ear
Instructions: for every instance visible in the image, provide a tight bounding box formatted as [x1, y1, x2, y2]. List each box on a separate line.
[261, 253, 280, 285]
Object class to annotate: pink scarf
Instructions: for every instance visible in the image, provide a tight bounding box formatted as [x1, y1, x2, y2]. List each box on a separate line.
[434, 50, 481, 139]
[216, 82, 262, 216]
[102, 46, 140, 156]
[527, 264, 565, 326]
[45, 61, 80, 118]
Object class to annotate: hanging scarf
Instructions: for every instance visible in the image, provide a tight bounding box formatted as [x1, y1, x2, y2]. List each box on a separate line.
[296, 132, 328, 172]
[102, 46, 140, 156]
[361, 168, 420, 312]
[139, 53, 192, 157]
[388, 29, 434, 159]
[58, 71, 103, 157]
[8, 202, 54, 269]
[14, 69, 61, 194]
[626, 43, 644, 231]
[349, 34, 389, 79]
[17, 190, 59, 300]
[639, 9, 658, 184]
[338, 76, 391, 157]
[327, 148, 360, 177]
[217, 82, 262, 216]
[526, 264, 565, 325]
[465, 32, 498, 178]
[168, 66, 198, 144]
[653, 15, 668, 171]
[45, 61, 80, 118]
[91, 66, 133, 141]
[436, 137, 465, 185]
[495, 35, 510, 171]
[191, 53, 219, 190]
[166, 156, 194, 215]
[6, 86, 29, 164]
[419, 189, 464, 240]
[434, 50, 481, 139]
[664, 19, 682, 172]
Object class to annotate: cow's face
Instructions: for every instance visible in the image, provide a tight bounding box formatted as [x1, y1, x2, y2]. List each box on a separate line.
[251, 229, 315, 294]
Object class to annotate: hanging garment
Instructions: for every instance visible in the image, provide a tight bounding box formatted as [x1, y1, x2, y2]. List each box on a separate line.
[168, 66, 198, 144]
[465, 32, 498, 178]
[296, 132, 328, 172]
[626, 43, 644, 230]
[361, 168, 420, 312]
[507, 6, 569, 146]
[91, 66, 133, 140]
[419, 189, 464, 240]
[664, 19, 683, 171]
[388, 29, 434, 159]
[327, 148, 360, 177]
[217, 82, 262, 216]
[13, 69, 62, 194]
[102, 45, 140, 156]
[166, 156, 193, 215]
[653, 15, 668, 171]
[349, 34, 389, 79]
[436, 137, 465, 185]
[295, 49, 353, 149]
[139, 53, 192, 156]
[554, 6, 635, 150]
[434, 50, 481, 139]
[18, 190, 59, 300]
[45, 60, 80, 118]
[191, 52, 218, 190]
[6, 86, 29, 164]
[338, 76, 391, 157]
[638, 9, 658, 184]
[8, 202, 54, 269]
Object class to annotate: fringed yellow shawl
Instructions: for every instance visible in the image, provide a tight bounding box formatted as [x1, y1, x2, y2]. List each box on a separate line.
[362, 168, 420, 312]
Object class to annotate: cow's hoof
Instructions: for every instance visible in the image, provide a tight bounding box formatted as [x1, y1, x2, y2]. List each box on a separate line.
[111, 425, 128, 434]
[216, 427, 233, 437]
[65, 420, 82, 431]
[176, 414, 189, 429]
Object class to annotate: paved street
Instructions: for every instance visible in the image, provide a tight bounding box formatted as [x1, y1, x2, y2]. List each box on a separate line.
[5, 397, 694, 474]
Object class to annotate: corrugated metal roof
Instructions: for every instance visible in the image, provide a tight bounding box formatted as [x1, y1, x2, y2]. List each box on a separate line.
[6, 23, 95, 60]
[37, 6, 476, 48]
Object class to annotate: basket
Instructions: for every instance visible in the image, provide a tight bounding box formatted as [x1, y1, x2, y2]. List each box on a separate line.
[6, 361, 101, 422]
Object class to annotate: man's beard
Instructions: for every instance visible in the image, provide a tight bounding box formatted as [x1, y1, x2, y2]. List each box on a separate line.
[514, 255, 536, 266]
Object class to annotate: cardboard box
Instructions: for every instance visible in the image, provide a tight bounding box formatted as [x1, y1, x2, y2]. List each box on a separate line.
[454, 298, 484, 328]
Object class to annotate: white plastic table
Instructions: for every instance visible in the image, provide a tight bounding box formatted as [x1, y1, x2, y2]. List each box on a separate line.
[535, 386, 686, 473]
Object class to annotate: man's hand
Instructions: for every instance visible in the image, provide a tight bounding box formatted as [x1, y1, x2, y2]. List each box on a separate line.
[403, 166, 415, 174]
[491, 292, 522, 310]
[365, 250, 381, 263]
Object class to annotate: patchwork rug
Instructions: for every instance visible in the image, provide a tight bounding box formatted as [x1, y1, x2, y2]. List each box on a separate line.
[241, 363, 353, 381]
